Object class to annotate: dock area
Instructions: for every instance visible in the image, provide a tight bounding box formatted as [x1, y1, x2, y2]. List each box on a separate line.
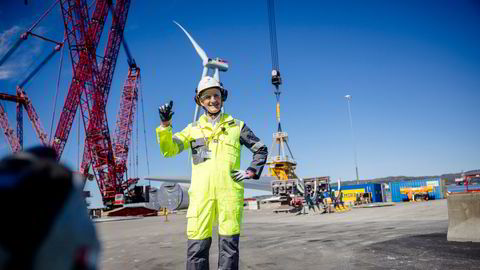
[96, 200, 480, 269]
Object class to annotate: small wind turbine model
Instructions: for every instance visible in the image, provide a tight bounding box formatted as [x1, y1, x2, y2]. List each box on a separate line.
[173, 21, 229, 122]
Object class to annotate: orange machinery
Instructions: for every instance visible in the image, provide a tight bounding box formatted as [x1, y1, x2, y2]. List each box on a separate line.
[400, 186, 434, 201]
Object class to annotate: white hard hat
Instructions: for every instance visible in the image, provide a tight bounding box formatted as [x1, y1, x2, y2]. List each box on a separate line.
[197, 76, 221, 92]
[195, 76, 228, 105]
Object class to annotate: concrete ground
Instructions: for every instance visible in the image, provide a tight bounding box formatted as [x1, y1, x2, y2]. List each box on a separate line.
[96, 200, 480, 270]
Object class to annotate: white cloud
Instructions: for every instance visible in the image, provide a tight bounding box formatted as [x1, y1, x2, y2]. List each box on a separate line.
[0, 70, 14, 79]
[0, 25, 46, 81]
[0, 25, 22, 56]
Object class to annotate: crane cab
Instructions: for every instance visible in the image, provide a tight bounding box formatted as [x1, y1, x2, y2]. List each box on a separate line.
[114, 193, 125, 206]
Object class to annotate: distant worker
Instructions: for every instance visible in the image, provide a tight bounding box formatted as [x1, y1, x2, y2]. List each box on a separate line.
[156, 76, 268, 270]
[0, 146, 100, 270]
[306, 190, 320, 213]
[312, 190, 322, 212]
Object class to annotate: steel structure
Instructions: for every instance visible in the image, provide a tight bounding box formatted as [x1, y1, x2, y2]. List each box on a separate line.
[0, 89, 48, 152]
[0, 0, 140, 207]
[265, 0, 302, 196]
[55, 0, 134, 205]
[113, 64, 141, 196]
[0, 101, 22, 153]
[53, 0, 111, 160]
[16, 87, 49, 146]
[0, 20, 63, 152]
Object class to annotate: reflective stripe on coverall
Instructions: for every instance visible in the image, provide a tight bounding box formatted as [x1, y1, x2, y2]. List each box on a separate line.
[156, 113, 267, 270]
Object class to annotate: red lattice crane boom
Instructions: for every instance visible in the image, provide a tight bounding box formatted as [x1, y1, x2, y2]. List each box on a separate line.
[53, 0, 132, 205]
[0, 102, 22, 153]
[79, 0, 132, 203]
[52, 0, 111, 159]
[0, 90, 48, 152]
[113, 66, 140, 188]
[1, 0, 138, 207]
[16, 87, 49, 146]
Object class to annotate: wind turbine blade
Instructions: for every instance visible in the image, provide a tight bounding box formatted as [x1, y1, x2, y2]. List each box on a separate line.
[173, 21, 208, 65]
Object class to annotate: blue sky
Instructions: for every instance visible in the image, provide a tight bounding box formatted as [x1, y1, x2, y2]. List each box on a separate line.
[0, 0, 479, 186]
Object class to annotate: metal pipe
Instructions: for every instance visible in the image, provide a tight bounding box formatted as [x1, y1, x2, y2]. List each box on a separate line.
[28, 32, 63, 45]
[284, 140, 295, 160]
[345, 95, 359, 184]
[0, 0, 59, 67]
[121, 37, 136, 68]
[49, 37, 66, 142]
[108, 1, 136, 68]
[27, 0, 60, 33]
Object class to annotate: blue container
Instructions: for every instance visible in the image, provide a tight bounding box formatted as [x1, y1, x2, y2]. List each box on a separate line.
[330, 183, 383, 203]
[390, 178, 444, 202]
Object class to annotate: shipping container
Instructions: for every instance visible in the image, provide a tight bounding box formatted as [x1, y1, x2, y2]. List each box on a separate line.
[330, 183, 383, 203]
[389, 178, 444, 202]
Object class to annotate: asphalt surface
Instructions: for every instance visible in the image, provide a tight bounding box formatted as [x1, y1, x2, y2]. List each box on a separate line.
[96, 200, 480, 270]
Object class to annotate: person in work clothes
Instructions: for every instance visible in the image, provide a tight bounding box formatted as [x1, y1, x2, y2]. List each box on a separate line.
[156, 76, 268, 270]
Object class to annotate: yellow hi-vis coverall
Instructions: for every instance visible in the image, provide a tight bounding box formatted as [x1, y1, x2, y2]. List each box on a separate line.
[156, 113, 267, 270]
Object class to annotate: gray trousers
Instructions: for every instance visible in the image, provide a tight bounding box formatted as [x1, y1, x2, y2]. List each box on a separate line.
[186, 235, 239, 270]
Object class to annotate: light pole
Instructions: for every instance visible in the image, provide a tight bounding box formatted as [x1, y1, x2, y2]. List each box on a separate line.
[345, 94, 359, 184]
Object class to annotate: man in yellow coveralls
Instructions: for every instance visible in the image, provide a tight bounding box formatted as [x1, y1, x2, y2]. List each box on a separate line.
[156, 76, 268, 270]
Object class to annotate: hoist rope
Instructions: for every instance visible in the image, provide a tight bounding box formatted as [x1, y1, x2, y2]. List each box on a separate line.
[136, 99, 139, 178]
[267, 0, 280, 71]
[49, 37, 66, 142]
[139, 82, 150, 176]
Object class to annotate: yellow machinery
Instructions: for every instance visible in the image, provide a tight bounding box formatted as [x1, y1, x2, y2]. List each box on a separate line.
[267, 130, 304, 196]
[400, 186, 433, 201]
[332, 189, 372, 205]
[322, 197, 351, 213]
[267, 132, 298, 180]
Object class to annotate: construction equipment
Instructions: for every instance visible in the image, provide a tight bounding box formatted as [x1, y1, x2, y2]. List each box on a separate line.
[0, 87, 49, 152]
[111, 40, 142, 206]
[0, 94, 23, 153]
[400, 186, 433, 201]
[265, 0, 304, 200]
[0, 0, 150, 209]
[462, 170, 480, 192]
[311, 179, 358, 213]
[0, 10, 64, 153]
[305, 176, 351, 213]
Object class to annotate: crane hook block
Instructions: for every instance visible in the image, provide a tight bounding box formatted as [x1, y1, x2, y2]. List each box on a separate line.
[271, 69, 282, 86]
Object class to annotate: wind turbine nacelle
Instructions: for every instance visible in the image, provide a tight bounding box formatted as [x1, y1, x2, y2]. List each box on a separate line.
[206, 57, 229, 72]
